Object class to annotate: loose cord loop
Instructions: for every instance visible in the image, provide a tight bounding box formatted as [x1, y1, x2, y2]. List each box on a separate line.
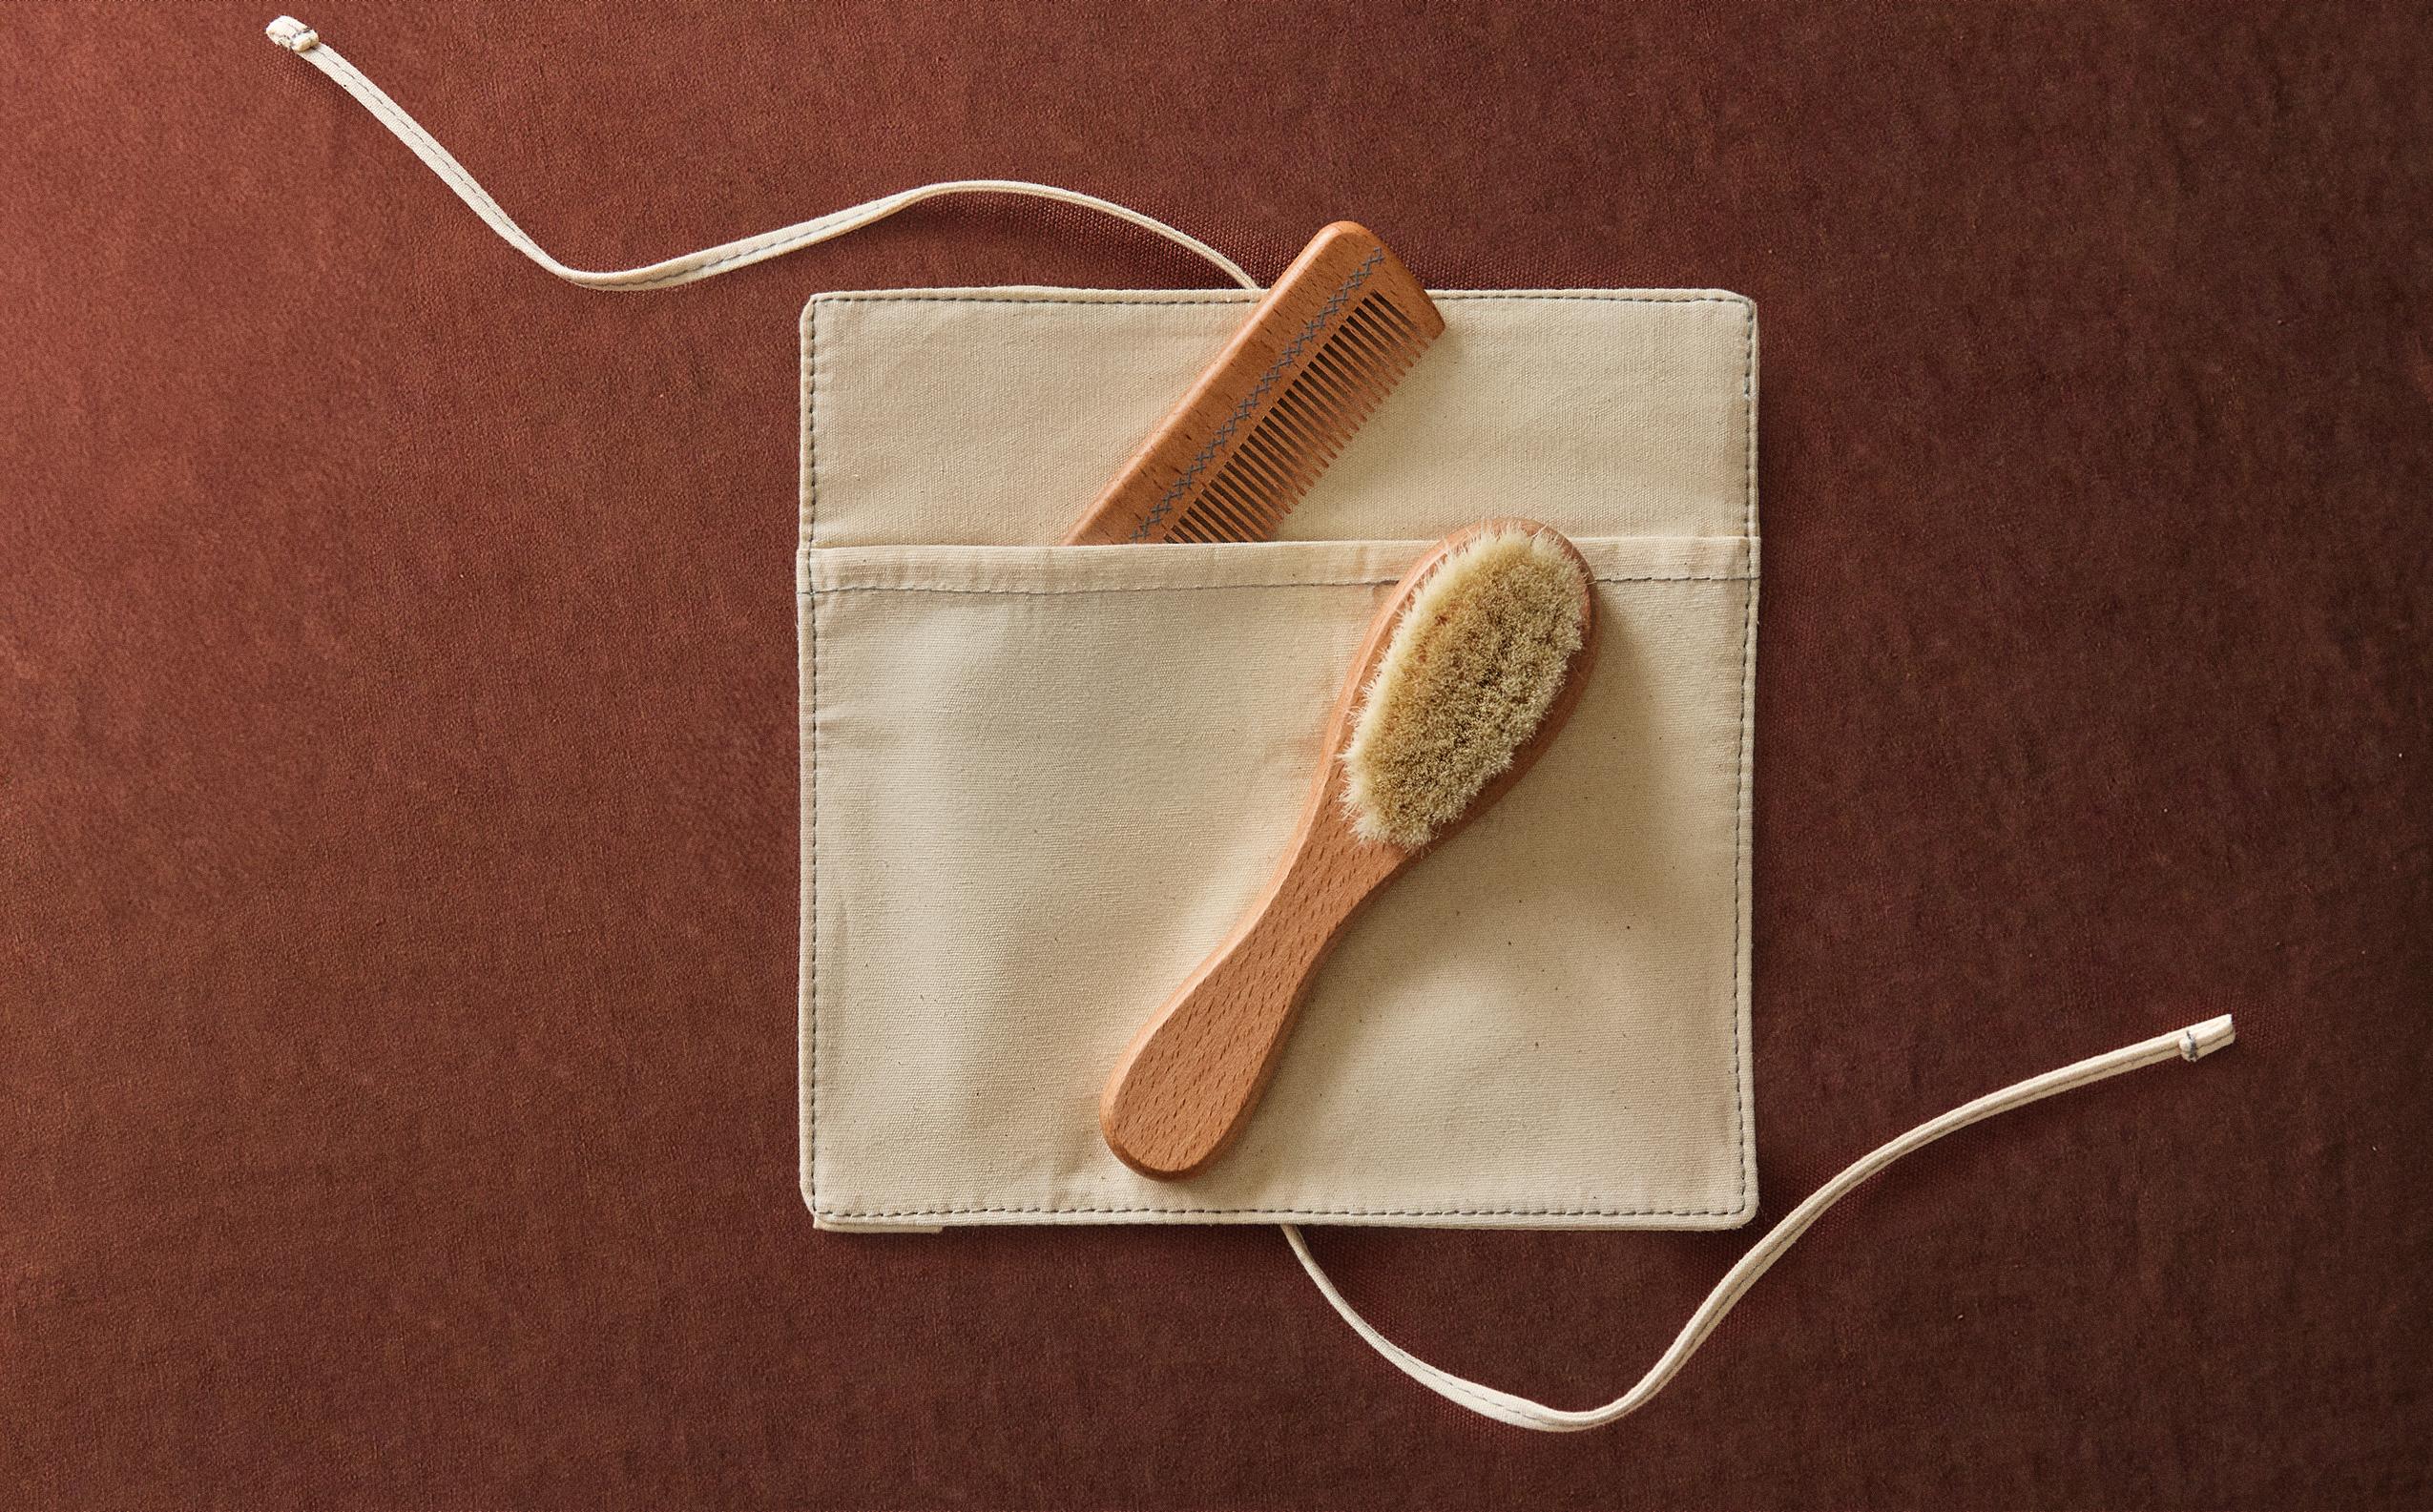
[1286, 1014, 2235, 1432]
[260, 16, 1258, 293]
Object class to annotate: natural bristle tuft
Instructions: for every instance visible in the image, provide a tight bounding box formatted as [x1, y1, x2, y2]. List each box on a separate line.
[1341, 528, 1591, 849]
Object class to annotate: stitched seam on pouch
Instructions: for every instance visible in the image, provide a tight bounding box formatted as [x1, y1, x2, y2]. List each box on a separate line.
[807, 291, 1753, 309]
[1729, 300, 1757, 1219]
[816, 1203, 1752, 1217]
[806, 300, 822, 1214]
[802, 289, 1760, 1222]
[802, 571, 1750, 598]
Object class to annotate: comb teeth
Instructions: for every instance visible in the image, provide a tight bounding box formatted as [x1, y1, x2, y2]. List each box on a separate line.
[1168, 291, 1436, 541]
[1062, 223, 1447, 545]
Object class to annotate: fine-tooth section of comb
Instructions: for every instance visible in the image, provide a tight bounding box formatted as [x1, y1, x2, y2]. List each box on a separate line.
[1063, 222, 1445, 545]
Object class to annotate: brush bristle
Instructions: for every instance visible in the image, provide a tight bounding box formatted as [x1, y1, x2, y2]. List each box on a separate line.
[1341, 528, 1591, 849]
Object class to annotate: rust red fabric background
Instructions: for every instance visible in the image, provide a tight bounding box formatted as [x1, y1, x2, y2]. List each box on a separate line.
[6, 3, 2428, 1505]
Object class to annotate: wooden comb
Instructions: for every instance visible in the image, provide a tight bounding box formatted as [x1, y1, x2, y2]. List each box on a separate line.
[1063, 222, 1445, 545]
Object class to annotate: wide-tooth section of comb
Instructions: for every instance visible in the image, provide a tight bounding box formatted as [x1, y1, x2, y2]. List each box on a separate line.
[1063, 223, 1445, 545]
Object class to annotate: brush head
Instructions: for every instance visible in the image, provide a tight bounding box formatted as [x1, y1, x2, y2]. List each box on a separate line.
[1340, 525, 1595, 849]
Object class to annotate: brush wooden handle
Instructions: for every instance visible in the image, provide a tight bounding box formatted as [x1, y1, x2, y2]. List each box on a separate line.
[1099, 521, 1599, 1179]
[1098, 745, 1410, 1180]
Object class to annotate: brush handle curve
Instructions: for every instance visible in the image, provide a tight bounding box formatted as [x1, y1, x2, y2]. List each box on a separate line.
[1099, 812, 1405, 1178]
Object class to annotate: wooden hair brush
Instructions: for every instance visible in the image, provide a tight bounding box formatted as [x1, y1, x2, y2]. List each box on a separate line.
[1100, 520, 1600, 1177]
[1064, 222, 1445, 545]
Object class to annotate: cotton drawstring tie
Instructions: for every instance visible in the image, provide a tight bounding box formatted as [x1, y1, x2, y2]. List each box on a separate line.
[261, 16, 1258, 294]
[1284, 1014, 2235, 1430]
[262, 16, 2238, 1434]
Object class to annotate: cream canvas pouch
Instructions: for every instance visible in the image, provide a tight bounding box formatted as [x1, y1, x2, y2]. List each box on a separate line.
[266, 13, 2240, 1433]
[799, 289, 1758, 1232]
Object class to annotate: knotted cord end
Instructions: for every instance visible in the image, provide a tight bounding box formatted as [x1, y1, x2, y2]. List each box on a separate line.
[266, 16, 320, 52]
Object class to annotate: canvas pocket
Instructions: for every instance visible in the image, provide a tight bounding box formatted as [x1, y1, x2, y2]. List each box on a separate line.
[800, 532, 1756, 1230]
